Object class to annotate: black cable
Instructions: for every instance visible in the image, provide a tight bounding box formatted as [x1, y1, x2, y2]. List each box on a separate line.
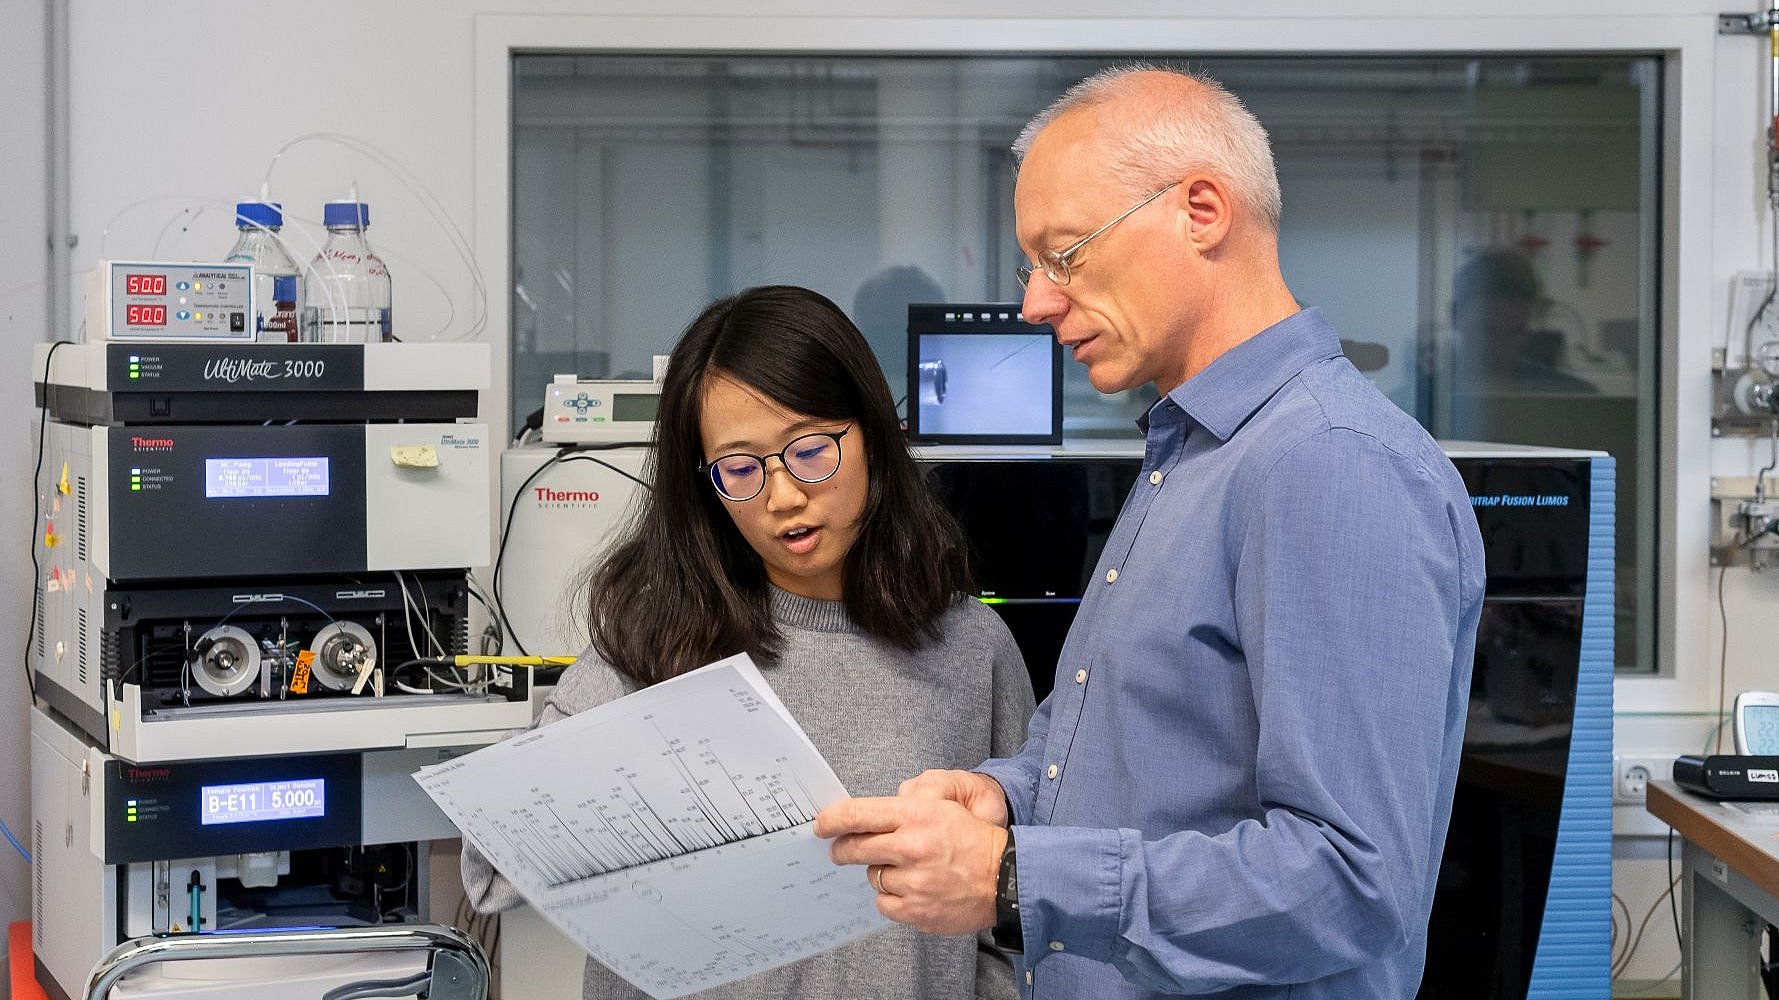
[25, 341, 74, 701]
[492, 444, 651, 656]
[389, 657, 454, 692]
[1618, 874, 1679, 980]
[1741, 210, 1779, 360]
[464, 583, 503, 648]
[1720, 558, 1731, 753]
[1611, 891, 1633, 970]
[389, 656, 493, 694]
[1669, 828, 1682, 955]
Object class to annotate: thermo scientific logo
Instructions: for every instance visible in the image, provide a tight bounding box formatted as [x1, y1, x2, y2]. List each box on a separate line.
[126, 767, 171, 782]
[130, 435, 174, 451]
[534, 486, 600, 509]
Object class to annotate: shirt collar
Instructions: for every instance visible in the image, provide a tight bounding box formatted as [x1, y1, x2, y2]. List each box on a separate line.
[1142, 308, 1344, 441]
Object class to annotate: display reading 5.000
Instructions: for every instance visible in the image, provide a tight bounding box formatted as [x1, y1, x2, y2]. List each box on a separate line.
[200, 778, 326, 825]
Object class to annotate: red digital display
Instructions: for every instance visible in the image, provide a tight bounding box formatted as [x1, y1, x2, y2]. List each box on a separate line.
[124, 273, 166, 296]
[125, 304, 167, 326]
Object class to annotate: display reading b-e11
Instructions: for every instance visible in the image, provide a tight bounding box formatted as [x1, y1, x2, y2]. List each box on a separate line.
[199, 778, 327, 826]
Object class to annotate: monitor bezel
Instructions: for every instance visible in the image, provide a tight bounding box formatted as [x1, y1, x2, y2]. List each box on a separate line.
[904, 302, 1064, 445]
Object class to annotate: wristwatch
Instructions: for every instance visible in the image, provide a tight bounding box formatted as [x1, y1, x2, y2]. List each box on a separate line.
[992, 826, 1024, 952]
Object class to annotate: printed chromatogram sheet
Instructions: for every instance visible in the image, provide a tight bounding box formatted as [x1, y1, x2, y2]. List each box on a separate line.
[413, 653, 887, 998]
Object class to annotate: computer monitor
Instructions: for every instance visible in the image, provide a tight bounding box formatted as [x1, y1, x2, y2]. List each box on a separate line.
[906, 303, 1062, 444]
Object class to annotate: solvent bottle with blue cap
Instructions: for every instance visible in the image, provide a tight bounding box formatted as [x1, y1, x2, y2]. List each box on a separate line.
[224, 201, 303, 342]
[302, 199, 393, 343]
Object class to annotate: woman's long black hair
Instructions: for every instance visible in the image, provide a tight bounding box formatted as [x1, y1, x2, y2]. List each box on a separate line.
[585, 285, 973, 687]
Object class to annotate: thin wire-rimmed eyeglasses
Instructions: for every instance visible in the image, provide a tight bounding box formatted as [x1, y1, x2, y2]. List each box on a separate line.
[1015, 181, 1181, 289]
[700, 428, 851, 502]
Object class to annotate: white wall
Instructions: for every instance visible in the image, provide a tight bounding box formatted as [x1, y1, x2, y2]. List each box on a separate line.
[2, 0, 51, 985]
[7, 0, 1765, 988]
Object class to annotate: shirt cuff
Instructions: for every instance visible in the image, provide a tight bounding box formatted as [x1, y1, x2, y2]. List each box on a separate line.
[1009, 823, 1130, 967]
[974, 764, 1036, 826]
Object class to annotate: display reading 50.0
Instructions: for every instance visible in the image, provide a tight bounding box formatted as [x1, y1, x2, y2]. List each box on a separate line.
[125, 304, 166, 326]
[199, 778, 326, 826]
[125, 273, 167, 296]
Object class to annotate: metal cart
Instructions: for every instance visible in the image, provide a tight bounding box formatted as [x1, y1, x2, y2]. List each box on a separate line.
[83, 924, 489, 1000]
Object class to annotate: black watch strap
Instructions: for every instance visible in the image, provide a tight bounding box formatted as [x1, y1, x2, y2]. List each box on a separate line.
[991, 826, 1024, 952]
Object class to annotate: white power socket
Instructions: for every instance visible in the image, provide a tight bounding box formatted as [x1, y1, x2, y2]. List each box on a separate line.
[1613, 753, 1674, 804]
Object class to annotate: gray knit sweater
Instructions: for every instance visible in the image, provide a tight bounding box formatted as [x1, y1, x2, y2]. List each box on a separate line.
[461, 586, 1035, 1000]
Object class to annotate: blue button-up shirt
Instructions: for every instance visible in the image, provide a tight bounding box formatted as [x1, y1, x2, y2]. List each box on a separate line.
[977, 309, 1486, 999]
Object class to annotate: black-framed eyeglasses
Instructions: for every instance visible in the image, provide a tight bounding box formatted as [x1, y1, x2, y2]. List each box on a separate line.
[1015, 181, 1180, 289]
[699, 427, 851, 502]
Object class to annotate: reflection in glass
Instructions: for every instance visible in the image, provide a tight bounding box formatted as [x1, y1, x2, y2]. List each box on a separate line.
[511, 54, 1659, 673]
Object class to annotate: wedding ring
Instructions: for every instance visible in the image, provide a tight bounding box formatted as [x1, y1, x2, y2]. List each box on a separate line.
[871, 865, 890, 895]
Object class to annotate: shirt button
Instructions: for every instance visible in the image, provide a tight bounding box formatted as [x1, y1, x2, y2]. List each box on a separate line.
[1049, 940, 1065, 952]
[1046, 763, 1059, 780]
[1149, 470, 1163, 486]
[1075, 668, 1087, 684]
[1026, 971, 1033, 985]
[1105, 568, 1118, 584]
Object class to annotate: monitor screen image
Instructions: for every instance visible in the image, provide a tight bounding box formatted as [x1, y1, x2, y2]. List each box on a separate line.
[906, 304, 1062, 444]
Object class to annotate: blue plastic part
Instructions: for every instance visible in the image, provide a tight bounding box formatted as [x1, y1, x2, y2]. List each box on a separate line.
[1525, 455, 1615, 999]
[322, 201, 370, 229]
[234, 201, 283, 229]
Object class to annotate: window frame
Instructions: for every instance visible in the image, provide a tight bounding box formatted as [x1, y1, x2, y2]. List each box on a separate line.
[475, 12, 1711, 696]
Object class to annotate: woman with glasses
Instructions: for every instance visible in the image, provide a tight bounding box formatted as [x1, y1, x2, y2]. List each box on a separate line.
[462, 284, 1033, 1000]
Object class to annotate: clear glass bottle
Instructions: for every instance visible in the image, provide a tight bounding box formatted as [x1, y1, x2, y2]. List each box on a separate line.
[224, 201, 303, 343]
[302, 200, 392, 343]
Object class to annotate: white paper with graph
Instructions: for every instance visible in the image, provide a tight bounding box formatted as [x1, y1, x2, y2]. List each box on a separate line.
[412, 652, 888, 999]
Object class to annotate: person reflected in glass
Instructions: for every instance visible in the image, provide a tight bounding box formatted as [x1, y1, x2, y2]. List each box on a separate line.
[853, 264, 945, 399]
[1451, 248, 1597, 394]
[461, 284, 1033, 1000]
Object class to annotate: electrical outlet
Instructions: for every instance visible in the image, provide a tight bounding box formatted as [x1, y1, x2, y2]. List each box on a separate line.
[1614, 753, 1674, 804]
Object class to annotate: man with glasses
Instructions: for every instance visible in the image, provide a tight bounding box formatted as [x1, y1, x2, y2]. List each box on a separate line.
[817, 65, 1485, 999]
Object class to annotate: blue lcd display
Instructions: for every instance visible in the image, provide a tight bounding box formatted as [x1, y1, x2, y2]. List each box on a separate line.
[200, 778, 326, 825]
[204, 457, 330, 499]
[1745, 705, 1779, 755]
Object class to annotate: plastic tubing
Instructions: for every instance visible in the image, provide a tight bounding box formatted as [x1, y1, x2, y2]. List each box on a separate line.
[263, 132, 487, 342]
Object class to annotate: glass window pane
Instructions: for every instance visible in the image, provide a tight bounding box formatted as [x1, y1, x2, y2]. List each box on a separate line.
[511, 53, 1660, 673]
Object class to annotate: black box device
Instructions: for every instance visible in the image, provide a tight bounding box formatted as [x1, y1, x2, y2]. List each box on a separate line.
[1672, 754, 1779, 800]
